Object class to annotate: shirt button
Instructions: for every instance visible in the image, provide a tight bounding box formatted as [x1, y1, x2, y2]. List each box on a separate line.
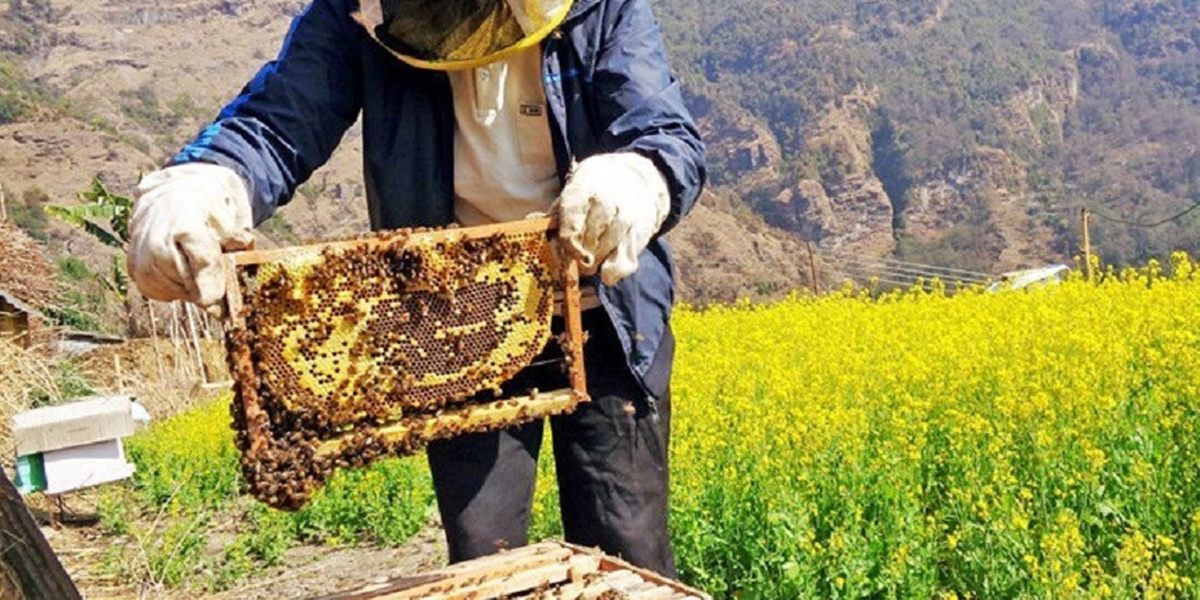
[478, 68, 491, 82]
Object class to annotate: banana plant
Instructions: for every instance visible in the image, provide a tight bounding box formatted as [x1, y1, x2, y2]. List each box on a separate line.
[45, 178, 134, 299]
[45, 177, 132, 249]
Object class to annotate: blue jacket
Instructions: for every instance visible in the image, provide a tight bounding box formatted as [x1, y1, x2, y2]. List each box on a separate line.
[172, 0, 706, 398]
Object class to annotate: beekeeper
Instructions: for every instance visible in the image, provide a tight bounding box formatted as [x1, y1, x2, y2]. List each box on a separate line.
[126, 0, 705, 576]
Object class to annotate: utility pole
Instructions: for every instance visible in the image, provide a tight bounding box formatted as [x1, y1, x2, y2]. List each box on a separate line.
[805, 241, 821, 294]
[1080, 207, 1093, 282]
[0, 186, 7, 221]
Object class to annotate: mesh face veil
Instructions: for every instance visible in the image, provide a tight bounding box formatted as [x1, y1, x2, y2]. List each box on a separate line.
[353, 0, 573, 71]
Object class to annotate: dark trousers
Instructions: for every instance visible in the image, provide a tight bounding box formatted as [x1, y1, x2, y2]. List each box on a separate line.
[427, 309, 677, 577]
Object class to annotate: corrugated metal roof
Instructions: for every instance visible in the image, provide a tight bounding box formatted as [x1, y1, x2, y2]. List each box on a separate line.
[0, 288, 46, 320]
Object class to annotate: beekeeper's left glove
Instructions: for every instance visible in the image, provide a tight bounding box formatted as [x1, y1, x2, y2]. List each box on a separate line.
[557, 153, 670, 286]
[127, 163, 255, 309]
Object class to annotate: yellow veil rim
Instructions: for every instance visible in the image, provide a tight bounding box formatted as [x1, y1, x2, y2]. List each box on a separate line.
[355, 1, 574, 72]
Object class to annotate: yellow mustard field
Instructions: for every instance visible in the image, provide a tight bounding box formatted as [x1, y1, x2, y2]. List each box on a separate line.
[647, 254, 1200, 598]
[112, 254, 1200, 598]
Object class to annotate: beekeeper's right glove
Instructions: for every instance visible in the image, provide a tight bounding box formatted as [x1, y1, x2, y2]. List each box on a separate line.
[557, 153, 671, 286]
[127, 163, 255, 309]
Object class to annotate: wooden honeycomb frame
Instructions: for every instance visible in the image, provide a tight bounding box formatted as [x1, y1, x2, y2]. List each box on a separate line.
[222, 218, 588, 509]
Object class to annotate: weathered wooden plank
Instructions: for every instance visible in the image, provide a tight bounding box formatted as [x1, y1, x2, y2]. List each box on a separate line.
[567, 553, 602, 582]
[316, 544, 574, 599]
[559, 259, 587, 397]
[314, 389, 579, 458]
[444, 562, 572, 599]
[578, 573, 641, 600]
[223, 255, 245, 325]
[574, 541, 708, 598]
[515, 578, 589, 599]
[230, 218, 556, 267]
[0, 470, 81, 599]
[628, 584, 677, 600]
[510, 555, 603, 599]
[623, 581, 660, 597]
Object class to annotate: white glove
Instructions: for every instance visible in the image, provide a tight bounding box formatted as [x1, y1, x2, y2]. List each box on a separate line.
[127, 163, 255, 308]
[557, 153, 671, 286]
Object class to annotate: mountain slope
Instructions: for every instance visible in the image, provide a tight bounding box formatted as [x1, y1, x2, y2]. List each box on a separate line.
[0, 0, 812, 307]
[659, 0, 1200, 270]
[3, 0, 1200, 315]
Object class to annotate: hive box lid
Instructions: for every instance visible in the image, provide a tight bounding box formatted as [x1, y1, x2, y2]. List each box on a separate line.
[12, 395, 136, 457]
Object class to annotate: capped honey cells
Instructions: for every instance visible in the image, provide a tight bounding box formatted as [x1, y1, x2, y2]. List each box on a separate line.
[224, 221, 588, 510]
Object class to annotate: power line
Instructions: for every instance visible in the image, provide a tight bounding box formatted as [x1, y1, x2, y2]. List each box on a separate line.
[1088, 199, 1200, 228]
[1030, 199, 1200, 229]
[832, 264, 925, 280]
[834, 274, 927, 289]
[833, 263, 977, 286]
[829, 263, 986, 286]
[840, 276, 928, 289]
[829, 268, 965, 291]
[678, 253, 967, 285]
[823, 255, 989, 284]
[676, 244, 985, 294]
[831, 268, 924, 286]
[818, 248, 992, 279]
[685, 247, 990, 283]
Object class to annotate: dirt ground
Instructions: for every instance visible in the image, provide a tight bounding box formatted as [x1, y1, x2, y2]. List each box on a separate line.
[40, 503, 446, 599]
[208, 524, 445, 600]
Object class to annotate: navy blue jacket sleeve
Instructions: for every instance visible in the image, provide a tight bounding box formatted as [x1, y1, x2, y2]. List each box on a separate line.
[170, 0, 363, 224]
[591, 0, 706, 234]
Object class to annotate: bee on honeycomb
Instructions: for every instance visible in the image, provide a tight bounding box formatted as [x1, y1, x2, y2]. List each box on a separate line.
[224, 223, 586, 510]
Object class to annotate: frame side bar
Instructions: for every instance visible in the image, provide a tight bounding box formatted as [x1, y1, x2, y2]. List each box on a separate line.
[560, 259, 588, 401]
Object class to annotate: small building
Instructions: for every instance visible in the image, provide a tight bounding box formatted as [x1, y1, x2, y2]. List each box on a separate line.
[0, 288, 48, 345]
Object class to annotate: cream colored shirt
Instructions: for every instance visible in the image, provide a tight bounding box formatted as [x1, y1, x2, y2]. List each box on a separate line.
[448, 47, 560, 226]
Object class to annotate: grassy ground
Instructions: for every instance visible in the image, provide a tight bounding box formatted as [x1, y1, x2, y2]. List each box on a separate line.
[92, 399, 434, 591]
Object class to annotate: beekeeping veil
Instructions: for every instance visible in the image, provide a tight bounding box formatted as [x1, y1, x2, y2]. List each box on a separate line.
[354, 0, 573, 71]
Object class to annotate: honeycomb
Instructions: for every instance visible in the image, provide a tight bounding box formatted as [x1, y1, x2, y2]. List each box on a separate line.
[224, 222, 587, 510]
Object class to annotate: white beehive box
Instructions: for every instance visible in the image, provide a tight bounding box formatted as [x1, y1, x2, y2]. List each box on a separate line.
[12, 395, 138, 495]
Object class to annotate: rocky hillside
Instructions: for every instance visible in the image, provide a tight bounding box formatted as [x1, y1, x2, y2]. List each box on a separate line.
[3, 0, 1200, 320]
[659, 0, 1200, 271]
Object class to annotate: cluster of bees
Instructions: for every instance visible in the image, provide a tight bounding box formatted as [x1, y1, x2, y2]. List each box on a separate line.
[225, 227, 563, 509]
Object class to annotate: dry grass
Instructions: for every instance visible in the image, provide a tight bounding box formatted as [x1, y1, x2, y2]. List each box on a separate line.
[77, 338, 230, 422]
[0, 220, 57, 309]
[0, 338, 62, 445]
[0, 334, 230, 449]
